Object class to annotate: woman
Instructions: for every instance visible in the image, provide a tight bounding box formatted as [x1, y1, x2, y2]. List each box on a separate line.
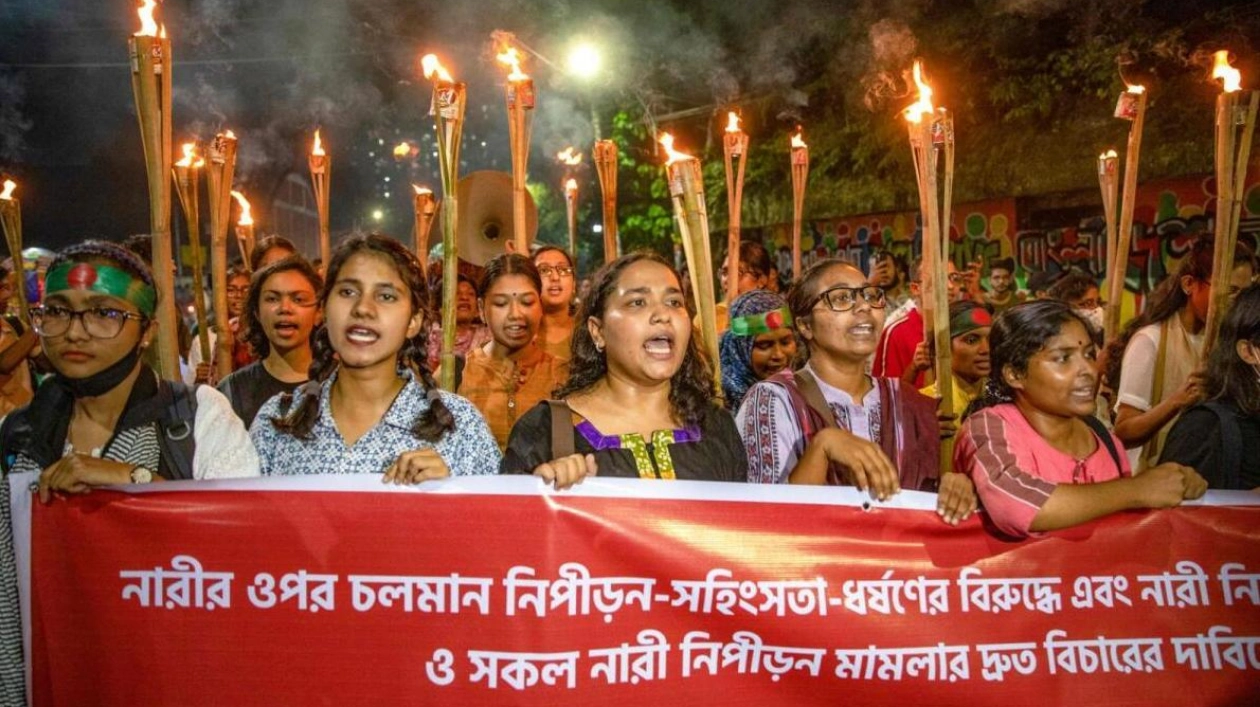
[714, 241, 773, 334]
[1107, 236, 1256, 471]
[1161, 284, 1260, 489]
[917, 300, 993, 414]
[459, 254, 569, 449]
[425, 273, 491, 372]
[501, 252, 746, 486]
[248, 234, 298, 272]
[956, 301, 1206, 538]
[718, 289, 797, 412]
[218, 255, 321, 427]
[188, 262, 253, 385]
[736, 259, 974, 525]
[533, 245, 577, 362]
[0, 241, 260, 705]
[251, 233, 499, 481]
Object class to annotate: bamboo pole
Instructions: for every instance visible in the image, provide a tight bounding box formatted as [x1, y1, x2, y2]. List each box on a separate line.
[564, 178, 579, 259]
[205, 130, 238, 382]
[790, 130, 810, 280]
[173, 143, 211, 365]
[1106, 86, 1147, 345]
[593, 139, 619, 263]
[423, 55, 467, 391]
[722, 113, 749, 303]
[0, 180, 27, 324]
[1097, 150, 1120, 342]
[662, 134, 721, 394]
[504, 74, 534, 255]
[309, 130, 331, 267]
[129, 22, 179, 379]
[413, 186, 436, 276]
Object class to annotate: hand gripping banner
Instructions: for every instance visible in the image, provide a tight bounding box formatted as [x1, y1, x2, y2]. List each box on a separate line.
[10, 475, 1260, 706]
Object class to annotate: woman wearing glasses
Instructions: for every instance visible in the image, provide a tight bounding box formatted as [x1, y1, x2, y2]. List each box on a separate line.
[0, 241, 260, 705]
[533, 245, 577, 362]
[736, 259, 976, 524]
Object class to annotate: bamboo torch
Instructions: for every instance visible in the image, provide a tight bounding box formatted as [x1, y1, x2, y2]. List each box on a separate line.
[660, 133, 721, 394]
[128, 0, 178, 379]
[904, 60, 955, 468]
[495, 42, 535, 255]
[173, 142, 211, 365]
[1204, 51, 1260, 353]
[1105, 83, 1148, 344]
[723, 112, 749, 302]
[563, 178, 580, 259]
[593, 139, 619, 263]
[412, 185, 436, 275]
[309, 129, 331, 267]
[422, 53, 467, 391]
[790, 128, 810, 280]
[205, 130, 237, 382]
[1097, 149, 1120, 341]
[0, 179, 27, 324]
[231, 191, 255, 269]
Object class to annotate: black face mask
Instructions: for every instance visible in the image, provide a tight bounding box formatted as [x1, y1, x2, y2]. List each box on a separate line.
[57, 343, 144, 398]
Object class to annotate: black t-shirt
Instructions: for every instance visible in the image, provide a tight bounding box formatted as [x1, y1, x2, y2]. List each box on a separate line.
[217, 361, 305, 429]
[1160, 399, 1260, 490]
[500, 400, 748, 482]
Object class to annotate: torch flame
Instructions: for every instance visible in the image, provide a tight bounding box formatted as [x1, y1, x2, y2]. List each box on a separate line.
[495, 46, 529, 82]
[791, 130, 807, 149]
[135, 0, 159, 37]
[413, 185, 433, 196]
[1125, 83, 1146, 95]
[0, 180, 14, 201]
[312, 130, 325, 157]
[393, 142, 412, 159]
[175, 142, 204, 168]
[903, 60, 935, 124]
[421, 54, 454, 83]
[726, 112, 741, 133]
[230, 191, 253, 226]
[556, 147, 582, 166]
[223, 129, 237, 140]
[1100, 149, 1117, 160]
[1213, 50, 1242, 93]
[659, 133, 693, 166]
[565, 178, 578, 194]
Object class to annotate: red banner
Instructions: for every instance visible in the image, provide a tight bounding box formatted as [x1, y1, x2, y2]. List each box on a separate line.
[11, 476, 1260, 706]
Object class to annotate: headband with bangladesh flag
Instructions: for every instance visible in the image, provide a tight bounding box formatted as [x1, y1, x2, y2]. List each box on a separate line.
[44, 262, 157, 317]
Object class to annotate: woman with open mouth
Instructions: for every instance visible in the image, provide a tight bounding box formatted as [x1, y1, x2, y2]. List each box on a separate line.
[251, 233, 499, 482]
[425, 273, 491, 373]
[736, 258, 976, 526]
[955, 300, 1206, 538]
[458, 253, 569, 450]
[533, 245, 578, 363]
[500, 252, 746, 487]
[217, 255, 322, 428]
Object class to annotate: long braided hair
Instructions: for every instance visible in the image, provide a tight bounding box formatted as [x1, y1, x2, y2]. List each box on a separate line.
[270, 233, 455, 442]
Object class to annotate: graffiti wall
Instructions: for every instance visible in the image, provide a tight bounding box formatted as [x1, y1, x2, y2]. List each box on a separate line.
[750, 170, 1260, 302]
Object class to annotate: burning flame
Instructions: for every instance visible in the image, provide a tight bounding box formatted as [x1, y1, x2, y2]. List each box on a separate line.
[230, 191, 253, 226]
[175, 142, 204, 168]
[556, 147, 582, 166]
[223, 129, 237, 140]
[495, 46, 529, 82]
[903, 60, 935, 124]
[658, 133, 693, 166]
[393, 142, 412, 159]
[1213, 50, 1241, 93]
[312, 130, 325, 157]
[413, 185, 433, 196]
[135, 0, 159, 37]
[791, 130, 807, 149]
[0, 180, 14, 201]
[1125, 83, 1146, 95]
[565, 178, 578, 194]
[726, 112, 741, 133]
[421, 54, 454, 83]
[1100, 149, 1118, 160]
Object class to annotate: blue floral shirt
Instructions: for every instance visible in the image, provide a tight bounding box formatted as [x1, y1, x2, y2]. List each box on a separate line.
[250, 369, 501, 477]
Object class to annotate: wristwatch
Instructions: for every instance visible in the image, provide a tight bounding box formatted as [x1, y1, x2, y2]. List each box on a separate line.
[129, 465, 154, 484]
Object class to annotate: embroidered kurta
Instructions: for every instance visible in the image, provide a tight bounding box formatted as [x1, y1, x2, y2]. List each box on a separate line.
[457, 346, 569, 450]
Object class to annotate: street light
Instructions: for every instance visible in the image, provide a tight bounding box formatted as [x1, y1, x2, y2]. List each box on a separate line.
[371, 208, 384, 222]
[566, 43, 601, 79]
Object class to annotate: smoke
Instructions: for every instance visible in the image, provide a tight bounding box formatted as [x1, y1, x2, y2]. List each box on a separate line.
[0, 71, 32, 162]
[861, 19, 918, 112]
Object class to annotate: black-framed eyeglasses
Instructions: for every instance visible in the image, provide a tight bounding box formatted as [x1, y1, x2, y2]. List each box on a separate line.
[811, 285, 887, 312]
[31, 305, 147, 339]
[537, 265, 574, 279]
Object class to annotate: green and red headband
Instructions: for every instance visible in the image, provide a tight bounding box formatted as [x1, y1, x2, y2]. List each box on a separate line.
[45, 262, 156, 317]
[729, 306, 793, 337]
[950, 306, 992, 339]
